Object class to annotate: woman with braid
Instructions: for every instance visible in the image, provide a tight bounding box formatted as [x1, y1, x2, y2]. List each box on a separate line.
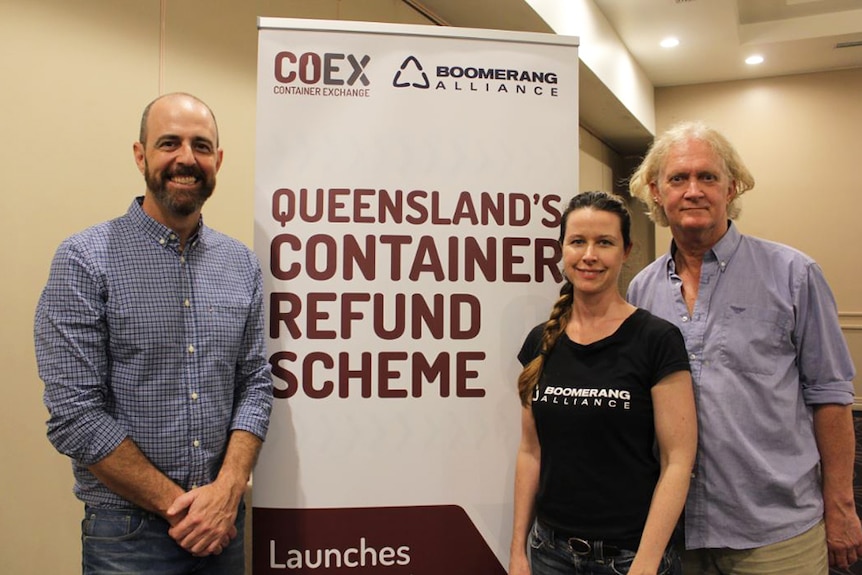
[508, 191, 697, 575]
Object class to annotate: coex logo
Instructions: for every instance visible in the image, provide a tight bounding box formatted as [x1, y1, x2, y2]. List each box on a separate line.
[274, 51, 371, 86]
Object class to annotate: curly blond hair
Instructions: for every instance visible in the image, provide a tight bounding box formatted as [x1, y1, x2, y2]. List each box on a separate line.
[628, 121, 755, 227]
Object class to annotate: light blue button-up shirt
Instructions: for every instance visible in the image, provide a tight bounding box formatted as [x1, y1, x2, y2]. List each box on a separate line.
[628, 222, 855, 549]
[35, 198, 273, 509]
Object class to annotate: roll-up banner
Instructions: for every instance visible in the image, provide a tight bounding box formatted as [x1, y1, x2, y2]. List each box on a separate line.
[253, 17, 579, 574]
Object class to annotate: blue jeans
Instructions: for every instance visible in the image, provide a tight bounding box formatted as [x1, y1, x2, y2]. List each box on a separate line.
[529, 519, 681, 575]
[82, 503, 245, 575]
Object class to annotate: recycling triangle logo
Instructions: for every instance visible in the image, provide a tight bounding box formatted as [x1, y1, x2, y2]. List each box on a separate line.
[393, 56, 430, 89]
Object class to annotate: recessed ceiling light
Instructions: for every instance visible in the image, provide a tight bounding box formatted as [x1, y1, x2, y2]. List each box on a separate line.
[745, 55, 764, 65]
[660, 37, 680, 48]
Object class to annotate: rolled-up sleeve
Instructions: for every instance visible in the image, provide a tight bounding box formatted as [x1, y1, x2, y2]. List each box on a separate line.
[34, 238, 128, 465]
[229, 255, 273, 441]
[795, 262, 856, 406]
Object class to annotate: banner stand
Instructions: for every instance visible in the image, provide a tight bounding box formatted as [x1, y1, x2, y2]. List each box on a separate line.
[253, 17, 579, 574]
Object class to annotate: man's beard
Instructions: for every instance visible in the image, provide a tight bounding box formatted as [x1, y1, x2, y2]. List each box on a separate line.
[144, 159, 215, 217]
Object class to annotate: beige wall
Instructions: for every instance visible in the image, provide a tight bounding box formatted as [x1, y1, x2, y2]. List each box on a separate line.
[653, 68, 862, 396]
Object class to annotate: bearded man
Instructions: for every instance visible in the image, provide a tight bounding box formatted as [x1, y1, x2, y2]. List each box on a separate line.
[35, 92, 273, 575]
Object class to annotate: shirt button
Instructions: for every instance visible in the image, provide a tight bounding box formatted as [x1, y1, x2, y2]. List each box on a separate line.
[159, 238, 166, 245]
[193, 439, 200, 448]
[191, 392, 199, 400]
[689, 353, 696, 360]
[184, 299, 191, 307]
[180, 256, 186, 264]
[191, 484, 199, 490]
[681, 316, 689, 322]
[188, 345, 195, 353]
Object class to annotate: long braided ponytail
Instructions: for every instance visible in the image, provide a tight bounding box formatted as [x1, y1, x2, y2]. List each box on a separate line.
[517, 280, 574, 406]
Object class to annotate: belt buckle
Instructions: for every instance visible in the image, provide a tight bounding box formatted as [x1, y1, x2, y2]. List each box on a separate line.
[568, 537, 591, 555]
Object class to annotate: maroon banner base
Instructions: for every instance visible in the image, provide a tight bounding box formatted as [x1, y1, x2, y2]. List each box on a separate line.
[253, 505, 506, 574]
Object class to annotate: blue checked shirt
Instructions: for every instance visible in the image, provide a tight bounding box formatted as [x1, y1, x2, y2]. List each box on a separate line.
[35, 197, 273, 509]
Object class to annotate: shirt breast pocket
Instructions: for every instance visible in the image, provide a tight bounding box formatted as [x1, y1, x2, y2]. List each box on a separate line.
[717, 305, 793, 376]
[202, 303, 249, 350]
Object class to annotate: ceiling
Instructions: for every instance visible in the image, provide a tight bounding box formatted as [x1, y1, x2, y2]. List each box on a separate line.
[412, 0, 862, 153]
[590, 0, 862, 87]
[414, 0, 862, 87]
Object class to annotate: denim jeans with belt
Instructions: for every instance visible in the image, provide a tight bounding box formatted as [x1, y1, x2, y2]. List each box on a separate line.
[82, 502, 245, 575]
[529, 519, 681, 575]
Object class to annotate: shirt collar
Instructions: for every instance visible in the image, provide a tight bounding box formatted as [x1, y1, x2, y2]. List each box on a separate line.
[711, 220, 742, 265]
[666, 220, 742, 274]
[127, 196, 207, 249]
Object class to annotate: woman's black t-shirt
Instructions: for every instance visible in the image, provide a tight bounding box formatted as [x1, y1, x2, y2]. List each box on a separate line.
[518, 308, 689, 542]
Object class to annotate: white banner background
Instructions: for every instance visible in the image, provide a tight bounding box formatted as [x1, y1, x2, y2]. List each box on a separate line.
[253, 18, 578, 573]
